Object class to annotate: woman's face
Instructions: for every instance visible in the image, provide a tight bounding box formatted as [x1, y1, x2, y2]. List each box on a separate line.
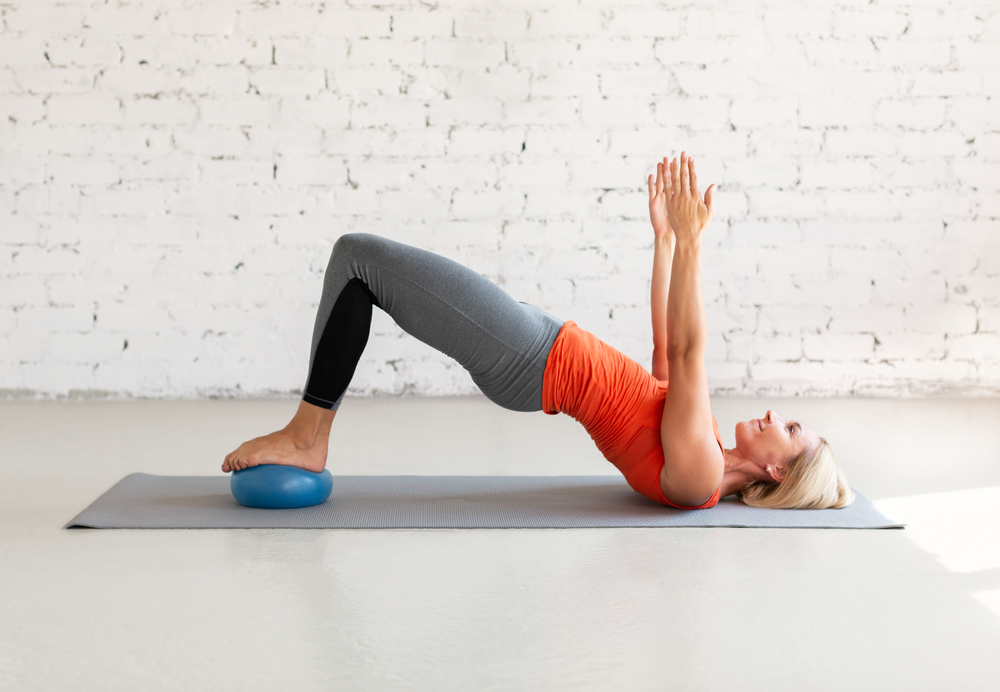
[734, 410, 820, 481]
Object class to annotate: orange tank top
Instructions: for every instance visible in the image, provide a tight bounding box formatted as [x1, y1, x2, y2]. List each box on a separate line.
[542, 321, 724, 509]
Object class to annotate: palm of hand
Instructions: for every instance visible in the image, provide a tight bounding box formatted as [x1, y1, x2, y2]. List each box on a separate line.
[648, 186, 672, 239]
[649, 153, 715, 242]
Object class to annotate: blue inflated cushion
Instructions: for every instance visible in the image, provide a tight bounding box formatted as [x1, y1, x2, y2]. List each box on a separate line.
[230, 465, 334, 509]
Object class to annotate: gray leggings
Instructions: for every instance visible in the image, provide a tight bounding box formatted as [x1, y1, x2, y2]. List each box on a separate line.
[303, 233, 565, 412]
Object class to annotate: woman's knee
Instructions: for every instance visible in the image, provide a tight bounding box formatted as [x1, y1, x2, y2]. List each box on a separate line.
[327, 234, 382, 278]
[332, 232, 377, 260]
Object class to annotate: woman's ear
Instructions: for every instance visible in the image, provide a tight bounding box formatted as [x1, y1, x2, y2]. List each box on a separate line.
[766, 464, 785, 483]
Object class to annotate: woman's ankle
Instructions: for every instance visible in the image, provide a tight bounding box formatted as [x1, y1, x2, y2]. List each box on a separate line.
[286, 400, 336, 449]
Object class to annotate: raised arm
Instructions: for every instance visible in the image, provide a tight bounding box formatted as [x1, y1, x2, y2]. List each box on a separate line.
[648, 158, 675, 382]
[657, 152, 722, 507]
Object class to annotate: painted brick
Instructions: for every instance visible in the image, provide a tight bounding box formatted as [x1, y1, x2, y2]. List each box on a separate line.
[82, 6, 159, 35]
[4, 5, 83, 34]
[420, 161, 497, 189]
[911, 71, 983, 98]
[45, 157, 121, 186]
[451, 189, 525, 219]
[527, 69, 598, 98]
[425, 40, 506, 68]
[273, 38, 349, 68]
[978, 133, 1000, 160]
[827, 304, 906, 334]
[314, 11, 392, 38]
[908, 10, 986, 38]
[607, 9, 682, 38]
[453, 11, 527, 39]
[509, 40, 583, 69]
[391, 11, 454, 38]
[163, 8, 237, 36]
[11, 245, 86, 275]
[200, 159, 274, 185]
[237, 7, 323, 37]
[124, 96, 199, 126]
[580, 97, 655, 126]
[800, 96, 876, 128]
[876, 333, 947, 361]
[673, 65, 756, 98]
[833, 9, 909, 38]
[448, 128, 525, 156]
[875, 99, 949, 131]
[2, 277, 49, 307]
[750, 128, 824, 157]
[174, 128, 249, 158]
[331, 67, 404, 97]
[949, 333, 1000, 361]
[803, 333, 874, 360]
[903, 304, 979, 334]
[249, 69, 327, 96]
[46, 95, 121, 124]
[278, 158, 349, 186]
[430, 99, 504, 127]
[15, 184, 83, 216]
[805, 38, 879, 67]
[527, 11, 605, 38]
[823, 130, 903, 158]
[348, 160, 423, 189]
[278, 93, 350, 128]
[729, 98, 797, 129]
[451, 67, 530, 101]
[500, 160, 570, 187]
[327, 128, 445, 159]
[98, 68, 180, 95]
[43, 37, 122, 67]
[91, 187, 166, 216]
[576, 39, 656, 68]
[753, 334, 803, 361]
[200, 96, 277, 126]
[348, 38, 424, 67]
[504, 98, 579, 126]
[876, 40, 953, 68]
[953, 160, 1000, 189]
[763, 10, 835, 38]
[523, 189, 600, 218]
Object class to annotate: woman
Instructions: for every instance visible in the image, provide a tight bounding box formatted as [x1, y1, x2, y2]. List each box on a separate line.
[223, 152, 854, 510]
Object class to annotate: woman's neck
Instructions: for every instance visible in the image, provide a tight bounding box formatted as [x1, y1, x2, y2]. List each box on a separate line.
[720, 449, 757, 498]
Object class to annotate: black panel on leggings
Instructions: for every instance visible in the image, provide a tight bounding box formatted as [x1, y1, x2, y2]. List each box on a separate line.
[303, 278, 381, 409]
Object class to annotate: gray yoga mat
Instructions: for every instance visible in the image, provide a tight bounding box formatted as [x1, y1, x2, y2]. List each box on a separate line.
[65, 473, 902, 529]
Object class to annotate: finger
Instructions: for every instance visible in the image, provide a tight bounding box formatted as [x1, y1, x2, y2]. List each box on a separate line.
[689, 156, 700, 198]
[670, 156, 680, 194]
[648, 173, 655, 201]
[655, 162, 663, 195]
[679, 151, 689, 194]
[705, 183, 716, 214]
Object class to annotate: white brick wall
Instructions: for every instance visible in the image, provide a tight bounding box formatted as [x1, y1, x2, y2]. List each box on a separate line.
[2, 0, 998, 401]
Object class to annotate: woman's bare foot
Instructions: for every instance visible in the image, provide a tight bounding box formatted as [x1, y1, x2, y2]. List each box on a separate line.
[222, 400, 336, 474]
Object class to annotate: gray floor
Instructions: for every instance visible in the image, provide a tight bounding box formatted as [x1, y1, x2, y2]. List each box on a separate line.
[2, 396, 1000, 691]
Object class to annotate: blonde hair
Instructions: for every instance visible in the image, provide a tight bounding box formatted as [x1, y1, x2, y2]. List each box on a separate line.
[740, 438, 854, 509]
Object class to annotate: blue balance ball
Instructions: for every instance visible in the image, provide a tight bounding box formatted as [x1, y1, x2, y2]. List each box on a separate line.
[231, 465, 334, 509]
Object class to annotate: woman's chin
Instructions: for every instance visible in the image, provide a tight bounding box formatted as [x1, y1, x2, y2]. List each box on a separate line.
[733, 420, 753, 449]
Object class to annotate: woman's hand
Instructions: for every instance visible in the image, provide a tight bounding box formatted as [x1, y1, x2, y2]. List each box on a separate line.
[648, 157, 673, 240]
[663, 152, 715, 245]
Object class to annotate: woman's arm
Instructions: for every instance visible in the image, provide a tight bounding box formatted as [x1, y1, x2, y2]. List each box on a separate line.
[657, 152, 722, 506]
[648, 159, 674, 382]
